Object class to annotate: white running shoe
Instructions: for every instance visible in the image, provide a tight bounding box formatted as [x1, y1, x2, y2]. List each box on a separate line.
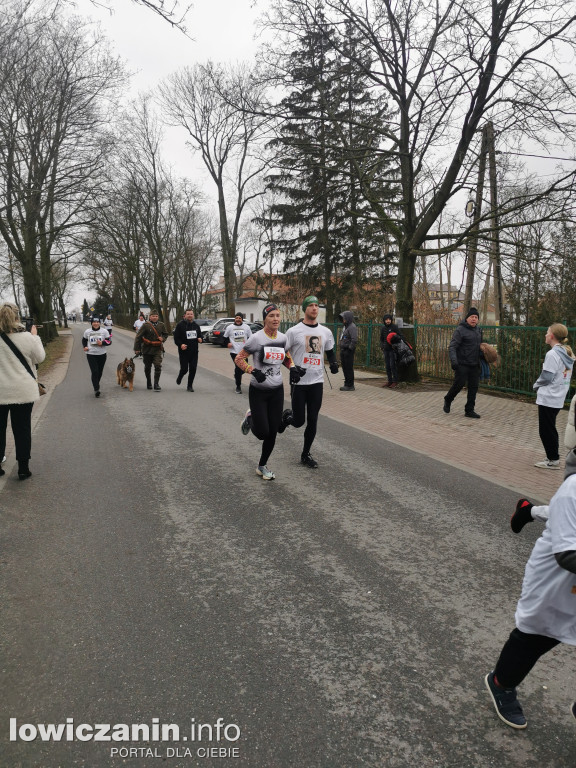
[241, 410, 252, 435]
[256, 465, 275, 480]
[534, 460, 560, 470]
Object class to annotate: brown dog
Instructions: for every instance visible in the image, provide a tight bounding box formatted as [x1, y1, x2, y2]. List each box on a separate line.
[117, 357, 136, 391]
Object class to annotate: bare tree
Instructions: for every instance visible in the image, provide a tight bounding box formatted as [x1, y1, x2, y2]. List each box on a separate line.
[82, 99, 219, 322]
[0, 6, 125, 338]
[261, 0, 576, 323]
[160, 62, 270, 315]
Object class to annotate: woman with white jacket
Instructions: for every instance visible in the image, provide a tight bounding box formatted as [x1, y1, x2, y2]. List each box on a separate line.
[533, 323, 575, 469]
[0, 303, 45, 479]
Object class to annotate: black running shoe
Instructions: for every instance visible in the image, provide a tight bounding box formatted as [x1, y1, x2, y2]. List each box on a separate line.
[484, 672, 527, 729]
[511, 499, 534, 534]
[301, 453, 318, 469]
[278, 408, 293, 434]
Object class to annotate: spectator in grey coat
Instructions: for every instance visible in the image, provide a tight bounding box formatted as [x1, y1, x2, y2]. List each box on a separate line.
[339, 310, 358, 391]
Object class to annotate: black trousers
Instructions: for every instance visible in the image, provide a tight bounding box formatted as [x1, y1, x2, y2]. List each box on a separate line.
[341, 349, 355, 387]
[249, 385, 284, 467]
[0, 402, 34, 461]
[86, 353, 107, 391]
[291, 382, 323, 455]
[494, 628, 560, 689]
[230, 353, 244, 388]
[445, 364, 480, 413]
[384, 349, 398, 383]
[178, 350, 198, 387]
[538, 404, 561, 461]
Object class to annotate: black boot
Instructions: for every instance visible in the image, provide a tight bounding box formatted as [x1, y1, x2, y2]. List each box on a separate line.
[18, 459, 32, 480]
[145, 370, 153, 390]
[153, 372, 161, 391]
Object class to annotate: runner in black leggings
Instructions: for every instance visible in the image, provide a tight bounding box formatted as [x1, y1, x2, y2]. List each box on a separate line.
[235, 304, 301, 480]
[279, 296, 339, 468]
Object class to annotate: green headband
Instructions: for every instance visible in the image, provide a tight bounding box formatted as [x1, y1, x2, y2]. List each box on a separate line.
[302, 296, 319, 312]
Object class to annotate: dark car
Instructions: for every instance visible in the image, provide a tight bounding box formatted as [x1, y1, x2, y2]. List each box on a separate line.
[208, 318, 236, 346]
[211, 319, 264, 347]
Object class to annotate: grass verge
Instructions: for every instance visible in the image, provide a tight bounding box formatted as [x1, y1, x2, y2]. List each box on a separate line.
[37, 335, 71, 378]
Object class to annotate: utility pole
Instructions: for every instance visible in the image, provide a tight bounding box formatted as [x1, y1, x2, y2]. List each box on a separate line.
[486, 121, 504, 324]
[464, 124, 488, 312]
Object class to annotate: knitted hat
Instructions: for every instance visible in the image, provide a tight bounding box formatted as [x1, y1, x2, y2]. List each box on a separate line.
[302, 296, 319, 312]
[149, 309, 159, 316]
[465, 307, 479, 320]
[234, 312, 244, 319]
[262, 303, 278, 320]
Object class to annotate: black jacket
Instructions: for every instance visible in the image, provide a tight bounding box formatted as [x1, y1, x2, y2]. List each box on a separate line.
[380, 321, 399, 351]
[174, 320, 202, 354]
[448, 321, 483, 367]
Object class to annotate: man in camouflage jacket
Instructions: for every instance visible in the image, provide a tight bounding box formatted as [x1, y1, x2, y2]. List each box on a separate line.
[134, 310, 168, 391]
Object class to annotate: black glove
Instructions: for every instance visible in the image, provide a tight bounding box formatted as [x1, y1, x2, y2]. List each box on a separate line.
[330, 362, 339, 374]
[290, 367, 302, 385]
[252, 368, 266, 383]
[296, 365, 307, 377]
[451, 362, 459, 371]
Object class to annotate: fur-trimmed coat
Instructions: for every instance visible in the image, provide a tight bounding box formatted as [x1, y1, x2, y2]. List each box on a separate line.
[0, 331, 46, 404]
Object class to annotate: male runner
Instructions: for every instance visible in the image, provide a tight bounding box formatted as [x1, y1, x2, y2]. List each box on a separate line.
[224, 312, 252, 394]
[279, 296, 339, 468]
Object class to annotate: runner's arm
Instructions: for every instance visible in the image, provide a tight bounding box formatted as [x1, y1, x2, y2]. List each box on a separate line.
[235, 348, 253, 373]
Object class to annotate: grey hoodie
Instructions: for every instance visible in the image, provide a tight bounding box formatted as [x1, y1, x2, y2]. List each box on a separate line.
[533, 345, 575, 388]
[339, 311, 358, 352]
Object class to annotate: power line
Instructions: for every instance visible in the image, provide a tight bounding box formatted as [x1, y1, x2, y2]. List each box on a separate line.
[498, 150, 576, 162]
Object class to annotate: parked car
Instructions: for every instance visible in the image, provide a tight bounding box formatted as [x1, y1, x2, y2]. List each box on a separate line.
[207, 318, 236, 345]
[197, 318, 216, 340]
[210, 319, 264, 346]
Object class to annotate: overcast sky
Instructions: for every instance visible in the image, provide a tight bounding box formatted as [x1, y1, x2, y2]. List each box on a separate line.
[65, 0, 262, 311]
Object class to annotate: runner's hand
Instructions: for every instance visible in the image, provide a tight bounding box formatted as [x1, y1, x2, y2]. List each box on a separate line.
[330, 362, 339, 374]
[252, 368, 266, 383]
[289, 367, 302, 385]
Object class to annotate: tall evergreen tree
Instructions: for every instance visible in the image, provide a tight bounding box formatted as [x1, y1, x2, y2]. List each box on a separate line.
[263, 3, 396, 319]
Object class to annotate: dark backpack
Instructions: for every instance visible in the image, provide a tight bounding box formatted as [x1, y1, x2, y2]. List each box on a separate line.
[387, 332, 415, 367]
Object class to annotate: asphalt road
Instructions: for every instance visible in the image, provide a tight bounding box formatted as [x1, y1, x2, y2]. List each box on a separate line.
[1, 326, 575, 768]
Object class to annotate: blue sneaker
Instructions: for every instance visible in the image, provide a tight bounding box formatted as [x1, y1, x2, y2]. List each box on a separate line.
[256, 465, 275, 480]
[484, 672, 527, 729]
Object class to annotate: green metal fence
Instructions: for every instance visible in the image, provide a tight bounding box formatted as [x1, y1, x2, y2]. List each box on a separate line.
[279, 320, 576, 399]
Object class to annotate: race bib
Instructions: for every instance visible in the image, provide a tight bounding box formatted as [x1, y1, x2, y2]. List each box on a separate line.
[303, 354, 322, 368]
[232, 330, 245, 342]
[88, 335, 101, 345]
[263, 346, 285, 364]
[186, 330, 197, 339]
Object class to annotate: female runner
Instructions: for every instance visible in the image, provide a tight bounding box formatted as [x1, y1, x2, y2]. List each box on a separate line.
[235, 303, 303, 480]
